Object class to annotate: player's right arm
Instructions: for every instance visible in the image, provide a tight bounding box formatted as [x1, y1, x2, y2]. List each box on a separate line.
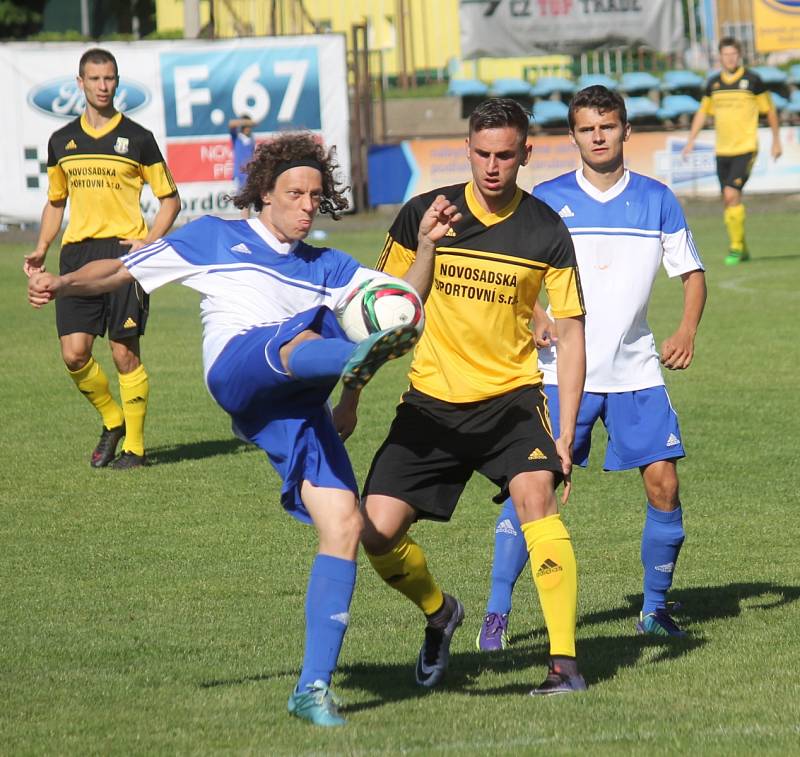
[681, 95, 712, 159]
[28, 259, 133, 308]
[24, 199, 66, 277]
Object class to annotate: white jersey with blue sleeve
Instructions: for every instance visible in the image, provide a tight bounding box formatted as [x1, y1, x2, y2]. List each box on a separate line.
[121, 216, 384, 377]
[534, 170, 704, 392]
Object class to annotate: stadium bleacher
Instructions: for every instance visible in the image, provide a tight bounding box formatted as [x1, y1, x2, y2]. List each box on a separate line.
[577, 73, 619, 91]
[531, 99, 569, 128]
[489, 78, 532, 98]
[529, 76, 575, 99]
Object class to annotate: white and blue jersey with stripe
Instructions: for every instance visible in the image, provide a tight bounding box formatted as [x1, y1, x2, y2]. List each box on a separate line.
[121, 215, 382, 377]
[533, 169, 704, 392]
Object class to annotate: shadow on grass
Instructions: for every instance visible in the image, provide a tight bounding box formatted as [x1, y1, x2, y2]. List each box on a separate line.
[146, 438, 255, 465]
[196, 581, 799, 712]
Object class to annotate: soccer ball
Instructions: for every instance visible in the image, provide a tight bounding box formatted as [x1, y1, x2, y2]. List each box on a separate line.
[338, 278, 425, 342]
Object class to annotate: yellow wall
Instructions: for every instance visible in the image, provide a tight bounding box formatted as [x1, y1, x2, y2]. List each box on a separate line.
[155, 0, 571, 81]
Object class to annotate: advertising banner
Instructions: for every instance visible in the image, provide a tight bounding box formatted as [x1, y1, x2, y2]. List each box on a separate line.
[460, 0, 684, 58]
[753, 0, 800, 53]
[367, 127, 800, 205]
[0, 36, 350, 223]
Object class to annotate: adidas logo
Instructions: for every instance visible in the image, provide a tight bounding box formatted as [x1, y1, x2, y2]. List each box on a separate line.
[122, 317, 137, 328]
[558, 204, 574, 218]
[330, 612, 350, 626]
[231, 242, 252, 254]
[528, 448, 547, 460]
[65, 139, 77, 150]
[444, 227, 457, 237]
[536, 558, 562, 577]
[666, 433, 680, 447]
[495, 518, 518, 537]
[654, 562, 675, 573]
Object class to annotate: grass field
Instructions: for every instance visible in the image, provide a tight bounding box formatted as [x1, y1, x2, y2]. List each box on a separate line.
[2, 199, 799, 755]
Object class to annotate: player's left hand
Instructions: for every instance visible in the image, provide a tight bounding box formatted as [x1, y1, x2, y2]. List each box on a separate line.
[418, 195, 462, 246]
[660, 331, 695, 370]
[555, 437, 573, 505]
[332, 399, 358, 441]
[120, 239, 147, 252]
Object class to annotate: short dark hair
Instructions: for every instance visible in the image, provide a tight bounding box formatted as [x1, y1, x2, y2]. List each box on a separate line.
[79, 48, 118, 78]
[718, 36, 742, 53]
[468, 98, 530, 142]
[232, 131, 349, 218]
[568, 85, 627, 130]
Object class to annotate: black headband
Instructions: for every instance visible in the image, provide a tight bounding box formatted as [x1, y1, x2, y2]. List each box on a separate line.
[274, 159, 324, 179]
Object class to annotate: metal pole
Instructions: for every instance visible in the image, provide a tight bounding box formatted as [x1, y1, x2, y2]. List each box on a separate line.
[687, 0, 698, 68]
[80, 0, 90, 36]
[184, 0, 201, 38]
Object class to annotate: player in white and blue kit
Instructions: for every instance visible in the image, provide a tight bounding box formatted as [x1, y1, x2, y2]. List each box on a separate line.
[28, 133, 461, 727]
[477, 87, 707, 649]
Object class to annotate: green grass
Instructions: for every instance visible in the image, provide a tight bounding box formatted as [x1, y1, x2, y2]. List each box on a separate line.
[2, 202, 799, 755]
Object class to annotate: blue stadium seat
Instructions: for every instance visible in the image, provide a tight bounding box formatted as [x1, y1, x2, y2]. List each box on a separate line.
[658, 94, 701, 121]
[531, 99, 569, 127]
[576, 73, 619, 91]
[620, 71, 661, 94]
[789, 64, 800, 85]
[751, 66, 788, 86]
[624, 96, 661, 122]
[529, 76, 576, 98]
[769, 91, 789, 111]
[489, 78, 533, 97]
[786, 90, 800, 114]
[447, 79, 489, 98]
[661, 70, 704, 92]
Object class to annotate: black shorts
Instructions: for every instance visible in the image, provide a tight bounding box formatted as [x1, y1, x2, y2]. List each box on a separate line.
[363, 385, 562, 521]
[56, 238, 149, 340]
[716, 152, 756, 191]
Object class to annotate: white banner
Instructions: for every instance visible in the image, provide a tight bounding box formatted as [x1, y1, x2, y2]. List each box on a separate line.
[0, 36, 351, 223]
[460, 0, 685, 58]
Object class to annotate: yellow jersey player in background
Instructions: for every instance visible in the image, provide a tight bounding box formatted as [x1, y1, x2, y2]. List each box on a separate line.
[682, 36, 782, 266]
[24, 48, 180, 469]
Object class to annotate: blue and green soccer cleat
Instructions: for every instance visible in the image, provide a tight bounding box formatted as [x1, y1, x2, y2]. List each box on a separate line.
[287, 680, 346, 727]
[341, 324, 419, 391]
[636, 607, 687, 637]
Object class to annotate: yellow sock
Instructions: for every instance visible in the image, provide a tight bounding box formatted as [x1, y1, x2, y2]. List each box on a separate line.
[723, 204, 746, 251]
[522, 514, 577, 657]
[68, 357, 124, 430]
[367, 535, 444, 616]
[118, 363, 149, 456]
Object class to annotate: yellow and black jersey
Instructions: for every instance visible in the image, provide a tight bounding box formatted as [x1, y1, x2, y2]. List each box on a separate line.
[699, 67, 774, 156]
[47, 113, 177, 245]
[377, 181, 585, 403]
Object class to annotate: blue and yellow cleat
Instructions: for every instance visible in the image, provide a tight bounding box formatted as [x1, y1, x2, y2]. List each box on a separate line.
[341, 324, 419, 391]
[287, 680, 346, 727]
[724, 247, 750, 266]
[636, 607, 687, 637]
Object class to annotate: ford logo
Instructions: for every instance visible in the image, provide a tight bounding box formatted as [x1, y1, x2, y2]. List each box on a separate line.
[28, 77, 150, 119]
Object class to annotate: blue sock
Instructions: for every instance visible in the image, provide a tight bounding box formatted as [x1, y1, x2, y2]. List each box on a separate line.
[286, 338, 356, 385]
[297, 554, 357, 691]
[641, 502, 685, 615]
[486, 497, 529, 615]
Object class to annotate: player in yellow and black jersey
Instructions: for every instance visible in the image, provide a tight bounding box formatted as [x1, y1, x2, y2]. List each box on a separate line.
[334, 99, 588, 696]
[24, 48, 180, 470]
[683, 37, 782, 265]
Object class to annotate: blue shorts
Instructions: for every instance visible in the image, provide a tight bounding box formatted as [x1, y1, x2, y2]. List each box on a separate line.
[543, 384, 685, 471]
[206, 306, 357, 523]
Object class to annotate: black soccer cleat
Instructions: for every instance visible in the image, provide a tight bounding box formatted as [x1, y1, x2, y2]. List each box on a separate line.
[415, 594, 465, 687]
[91, 424, 126, 468]
[110, 451, 147, 470]
[530, 660, 587, 696]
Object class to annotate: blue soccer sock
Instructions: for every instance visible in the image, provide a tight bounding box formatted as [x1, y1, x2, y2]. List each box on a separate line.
[297, 554, 357, 691]
[486, 497, 529, 615]
[641, 502, 685, 615]
[286, 338, 356, 385]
